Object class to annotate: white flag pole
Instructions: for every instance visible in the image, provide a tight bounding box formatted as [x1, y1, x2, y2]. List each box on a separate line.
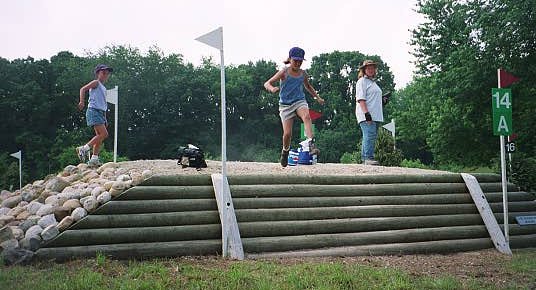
[106, 86, 119, 163]
[10, 150, 22, 190]
[196, 27, 229, 256]
[498, 68, 509, 243]
[381, 119, 396, 150]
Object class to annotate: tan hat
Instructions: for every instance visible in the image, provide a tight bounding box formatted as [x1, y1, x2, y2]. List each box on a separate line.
[359, 60, 377, 70]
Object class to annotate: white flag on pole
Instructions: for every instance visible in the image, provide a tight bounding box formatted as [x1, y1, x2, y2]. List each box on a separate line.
[10, 150, 21, 160]
[106, 86, 118, 105]
[382, 119, 396, 138]
[195, 27, 223, 50]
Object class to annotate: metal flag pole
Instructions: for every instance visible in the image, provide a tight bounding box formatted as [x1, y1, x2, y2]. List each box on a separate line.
[498, 68, 509, 243]
[196, 27, 231, 257]
[106, 86, 119, 163]
[10, 150, 22, 190]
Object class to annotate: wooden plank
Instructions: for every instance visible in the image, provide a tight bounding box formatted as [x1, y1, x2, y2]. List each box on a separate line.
[211, 174, 244, 260]
[461, 173, 512, 255]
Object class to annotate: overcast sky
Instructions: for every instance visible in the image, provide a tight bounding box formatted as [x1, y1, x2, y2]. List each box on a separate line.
[1, 0, 423, 89]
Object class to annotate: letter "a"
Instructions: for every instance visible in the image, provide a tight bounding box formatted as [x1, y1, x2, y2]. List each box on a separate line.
[497, 116, 509, 133]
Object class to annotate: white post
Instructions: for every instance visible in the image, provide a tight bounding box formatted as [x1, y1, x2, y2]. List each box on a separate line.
[10, 150, 22, 190]
[498, 69, 509, 243]
[114, 87, 118, 163]
[196, 27, 229, 257]
[106, 86, 119, 163]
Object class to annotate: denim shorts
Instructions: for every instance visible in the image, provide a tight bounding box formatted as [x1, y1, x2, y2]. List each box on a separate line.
[86, 107, 107, 126]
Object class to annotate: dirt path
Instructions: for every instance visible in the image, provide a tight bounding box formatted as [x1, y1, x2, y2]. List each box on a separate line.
[118, 160, 451, 176]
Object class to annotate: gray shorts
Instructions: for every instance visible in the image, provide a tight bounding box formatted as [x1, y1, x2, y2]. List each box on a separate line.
[279, 100, 309, 122]
[86, 107, 107, 126]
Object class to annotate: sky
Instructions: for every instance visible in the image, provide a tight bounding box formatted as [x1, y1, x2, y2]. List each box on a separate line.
[1, 0, 424, 89]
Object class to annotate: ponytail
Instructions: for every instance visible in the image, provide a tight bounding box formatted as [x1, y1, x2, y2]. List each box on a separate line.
[283, 57, 291, 65]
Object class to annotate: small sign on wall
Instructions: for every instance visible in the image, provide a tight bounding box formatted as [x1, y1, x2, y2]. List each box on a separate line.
[515, 215, 536, 226]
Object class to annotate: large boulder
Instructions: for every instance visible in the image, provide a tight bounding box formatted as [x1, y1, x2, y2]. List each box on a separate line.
[27, 201, 44, 215]
[1, 247, 34, 266]
[109, 181, 127, 197]
[81, 171, 99, 182]
[100, 168, 116, 180]
[59, 187, 80, 200]
[15, 211, 30, 221]
[1, 195, 22, 209]
[41, 225, 59, 241]
[62, 165, 79, 176]
[71, 207, 87, 222]
[0, 190, 13, 201]
[25, 225, 43, 239]
[37, 214, 57, 229]
[53, 206, 71, 221]
[0, 215, 14, 227]
[21, 188, 40, 202]
[0, 207, 9, 216]
[7, 206, 25, 217]
[44, 195, 67, 207]
[35, 204, 55, 217]
[142, 170, 152, 180]
[90, 186, 105, 198]
[9, 226, 24, 240]
[116, 174, 131, 182]
[19, 219, 37, 233]
[97, 162, 118, 174]
[0, 226, 14, 243]
[62, 199, 81, 211]
[45, 177, 70, 193]
[20, 236, 41, 251]
[103, 181, 114, 191]
[81, 196, 98, 212]
[0, 238, 19, 250]
[97, 191, 111, 204]
[57, 216, 74, 231]
[37, 190, 55, 203]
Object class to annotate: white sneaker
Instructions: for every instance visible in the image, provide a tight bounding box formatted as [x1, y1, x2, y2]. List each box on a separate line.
[87, 158, 102, 167]
[76, 146, 90, 162]
[364, 159, 380, 166]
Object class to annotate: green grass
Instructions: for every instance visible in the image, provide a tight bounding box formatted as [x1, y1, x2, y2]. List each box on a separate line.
[1, 250, 535, 290]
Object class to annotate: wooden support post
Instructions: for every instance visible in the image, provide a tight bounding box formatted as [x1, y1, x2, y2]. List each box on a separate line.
[211, 173, 244, 260]
[461, 173, 512, 255]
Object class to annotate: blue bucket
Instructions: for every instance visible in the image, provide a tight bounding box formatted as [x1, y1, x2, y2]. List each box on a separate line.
[298, 150, 312, 165]
[288, 150, 299, 166]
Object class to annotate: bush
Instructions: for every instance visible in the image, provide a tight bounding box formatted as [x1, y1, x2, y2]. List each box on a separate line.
[56, 146, 128, 169]
[340, 152, 360, 164]
[400, 159, 430, 169]
[511, 154, 536, 192]
[375, 128, 403, 166]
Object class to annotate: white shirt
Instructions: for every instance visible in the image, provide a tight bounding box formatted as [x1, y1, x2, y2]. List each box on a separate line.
[355, 76, 384, 123]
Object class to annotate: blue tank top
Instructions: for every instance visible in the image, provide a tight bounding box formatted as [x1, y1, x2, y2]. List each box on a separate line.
[88, 81, 107, 111]
[279, 68, 306, 105]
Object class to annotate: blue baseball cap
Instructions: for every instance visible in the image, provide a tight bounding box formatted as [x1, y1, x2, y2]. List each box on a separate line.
[289, 47, 305, 61]
[94, 64, 113, 74]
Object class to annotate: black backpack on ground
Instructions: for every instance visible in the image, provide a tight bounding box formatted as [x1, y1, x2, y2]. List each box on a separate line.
[177, 146, 208, 170]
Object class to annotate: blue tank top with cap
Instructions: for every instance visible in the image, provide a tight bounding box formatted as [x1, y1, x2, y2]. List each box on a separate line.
[279, 68, 306, 105]
[88, 81, 107, 111]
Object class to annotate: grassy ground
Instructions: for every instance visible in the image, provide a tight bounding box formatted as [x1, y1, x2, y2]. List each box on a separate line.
[1, 249, 535, 290]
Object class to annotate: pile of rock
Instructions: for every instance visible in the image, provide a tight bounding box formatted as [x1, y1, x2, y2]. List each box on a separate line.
[0, 162, 152, 265]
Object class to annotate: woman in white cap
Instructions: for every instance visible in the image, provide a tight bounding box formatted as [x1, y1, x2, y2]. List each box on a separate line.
[264, 47, 325, 167]
[76, 64, 113, 166]
[355, 60, 383, 165]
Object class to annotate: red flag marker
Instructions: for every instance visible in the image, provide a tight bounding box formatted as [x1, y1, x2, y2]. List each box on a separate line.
[499, 69, 520, 87]
[309, 109, 322, 121]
